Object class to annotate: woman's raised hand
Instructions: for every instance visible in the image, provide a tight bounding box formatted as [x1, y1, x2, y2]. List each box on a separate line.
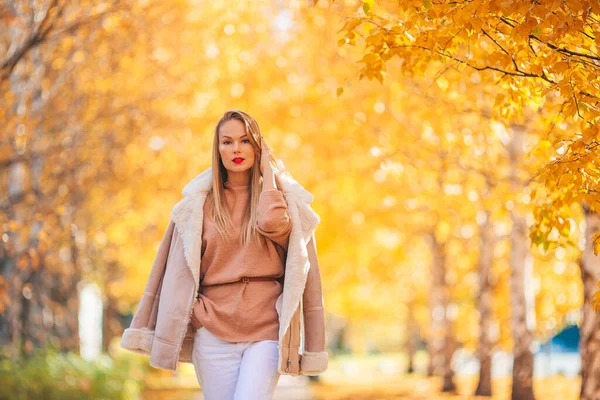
[260, 137, 272, 176]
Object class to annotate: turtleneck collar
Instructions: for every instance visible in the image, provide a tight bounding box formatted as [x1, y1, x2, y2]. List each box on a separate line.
[224, 180, 250, 189]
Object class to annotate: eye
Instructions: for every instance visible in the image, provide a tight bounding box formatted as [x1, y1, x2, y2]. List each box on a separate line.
[242, 139, 250, 143]
[223, 141, 231, 145]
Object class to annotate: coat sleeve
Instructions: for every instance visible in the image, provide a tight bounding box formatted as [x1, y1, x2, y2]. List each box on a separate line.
[300, 232, 328, 375]
[120, 220, 176, 355]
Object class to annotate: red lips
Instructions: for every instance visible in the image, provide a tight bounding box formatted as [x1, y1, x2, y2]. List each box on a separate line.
[232, 157, 244, 164]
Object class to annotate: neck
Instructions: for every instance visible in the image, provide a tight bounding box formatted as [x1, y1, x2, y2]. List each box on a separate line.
[225, 170, 251, 186]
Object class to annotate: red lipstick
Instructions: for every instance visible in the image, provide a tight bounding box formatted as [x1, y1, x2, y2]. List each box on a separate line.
[232, 157, 244, 164]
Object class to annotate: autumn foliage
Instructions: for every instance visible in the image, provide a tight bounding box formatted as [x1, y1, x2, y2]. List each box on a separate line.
[1, 0, 599, 399]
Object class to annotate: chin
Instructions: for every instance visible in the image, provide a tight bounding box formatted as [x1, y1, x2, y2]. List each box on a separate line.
[227, 163, 252, 172]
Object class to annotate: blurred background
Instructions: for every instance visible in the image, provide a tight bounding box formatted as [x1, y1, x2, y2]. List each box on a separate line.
[1, 0, 599, 399]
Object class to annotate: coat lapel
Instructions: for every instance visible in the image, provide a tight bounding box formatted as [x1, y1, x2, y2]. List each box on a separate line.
[169, 167, 320, 339]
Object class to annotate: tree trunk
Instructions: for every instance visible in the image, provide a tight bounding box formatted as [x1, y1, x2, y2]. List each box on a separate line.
[508, 123, 535, 400]
[426, 345, 435, 377]
[103, 263, 121, 353]
[2, 9, 28, 356]
[509, 214, 535, 400]
[475, 210, 495, 397]
[406, 301, 419, 374]
[579, 208, 600, 400]
[1, 3, 83, 356]
[428, 234, 456, 392]
[427, 240, 442, 378]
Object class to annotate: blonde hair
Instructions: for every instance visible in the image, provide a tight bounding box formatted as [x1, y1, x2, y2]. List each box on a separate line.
[206, 109, 290, 246]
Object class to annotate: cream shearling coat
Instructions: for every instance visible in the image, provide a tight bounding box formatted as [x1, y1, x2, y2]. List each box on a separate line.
[119, 167, 328, 376]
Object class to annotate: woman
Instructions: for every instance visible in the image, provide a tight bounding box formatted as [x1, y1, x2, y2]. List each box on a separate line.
[120, 110, 328, 400]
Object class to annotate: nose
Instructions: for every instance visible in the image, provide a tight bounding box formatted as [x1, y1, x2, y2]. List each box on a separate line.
[233, 142, 241, 153]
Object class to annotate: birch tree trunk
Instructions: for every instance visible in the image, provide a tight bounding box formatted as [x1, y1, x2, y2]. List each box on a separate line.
[406, 300, 419, 374]
[579, 208, 600, 400]
[475, 209, 495, 396]
[3, 2, 28, 356]
[508, 123, 535, 400]
[428, 234, 456, 392]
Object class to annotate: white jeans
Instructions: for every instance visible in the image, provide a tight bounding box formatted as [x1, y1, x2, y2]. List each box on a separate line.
[192, 326, 281, 400]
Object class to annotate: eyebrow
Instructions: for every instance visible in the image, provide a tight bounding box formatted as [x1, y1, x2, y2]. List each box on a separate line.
[221, 135, 248, 139]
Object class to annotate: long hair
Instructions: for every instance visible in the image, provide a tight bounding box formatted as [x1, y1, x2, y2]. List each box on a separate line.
[206, 109, 290, 246]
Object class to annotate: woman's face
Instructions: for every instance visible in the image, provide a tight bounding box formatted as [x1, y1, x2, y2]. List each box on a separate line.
[218, 119, 256, 174]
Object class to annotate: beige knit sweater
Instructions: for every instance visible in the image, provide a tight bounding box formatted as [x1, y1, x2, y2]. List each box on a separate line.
[193, 180, 292, 343]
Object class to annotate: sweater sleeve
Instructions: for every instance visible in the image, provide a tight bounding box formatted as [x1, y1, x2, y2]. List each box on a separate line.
[257, 189, 292, 248]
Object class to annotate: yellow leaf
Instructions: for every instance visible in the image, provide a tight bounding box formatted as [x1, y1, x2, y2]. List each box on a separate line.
[592, 232, 600, 255]
[435, 77, 449, 91]
[553, 61, 569, 74]
[494, 93, 506, 107]
[570, 140, 585, 154]
[593, 287, 600, 312]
